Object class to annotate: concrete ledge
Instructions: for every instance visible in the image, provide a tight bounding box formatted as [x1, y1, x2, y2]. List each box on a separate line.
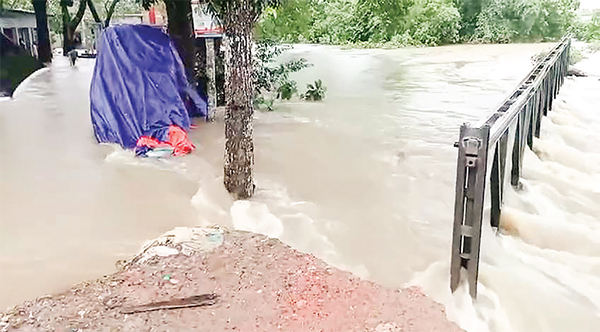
[1, 228, 462, 332]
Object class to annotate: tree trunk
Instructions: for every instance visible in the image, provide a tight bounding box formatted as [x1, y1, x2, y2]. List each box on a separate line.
[205, 37, 216, 120]
[87, 0, 102, 24]
[104, 0, 121, 27]
[32, 0, 52, 63]
[61, 0, 87, 55]
[61, 4, 73, 54]
[223, 8, 255, 199]
[165, 0, 195, 79]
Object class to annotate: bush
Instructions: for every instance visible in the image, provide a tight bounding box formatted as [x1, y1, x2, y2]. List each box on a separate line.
[257, 0, 580, 46]
[406, 0, 461, 46]
[578, 13, 600, 42]
[473, 0, 580, 43]
[252, 40, 325, 110]
[253, 40, 310, 98]
[307, 0, 358, 44]
[301, 79, 327, 101]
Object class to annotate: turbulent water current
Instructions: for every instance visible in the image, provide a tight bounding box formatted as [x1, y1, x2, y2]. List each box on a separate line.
[1, 43, 598, 332]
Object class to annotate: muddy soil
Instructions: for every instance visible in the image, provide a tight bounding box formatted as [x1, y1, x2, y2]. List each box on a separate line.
[1, 230, 461, 332]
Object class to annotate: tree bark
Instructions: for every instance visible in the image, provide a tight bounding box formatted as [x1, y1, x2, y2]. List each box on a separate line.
[87, 0, 103, 23]
[165, 0, 195, 79]
[61, 0, 87, 55]
[61, 3, 72, 54]
[104, 0, 121, 27]
[32, 0, 52, 63]
[206, 37, 216, 120]
[223, 2, 255, 199]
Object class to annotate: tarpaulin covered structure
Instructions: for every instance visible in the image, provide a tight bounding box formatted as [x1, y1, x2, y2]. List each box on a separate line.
[90, 25, 207, 155]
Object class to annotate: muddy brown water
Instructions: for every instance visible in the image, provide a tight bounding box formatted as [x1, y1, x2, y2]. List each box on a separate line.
[2, 43, 599, 331]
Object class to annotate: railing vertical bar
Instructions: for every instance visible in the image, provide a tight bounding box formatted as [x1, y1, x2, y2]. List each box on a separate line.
[526, 95, 534, 149]
[450, 36, 571, 299]
[511, 110, 523, 187]
[490, 132, 508, 228]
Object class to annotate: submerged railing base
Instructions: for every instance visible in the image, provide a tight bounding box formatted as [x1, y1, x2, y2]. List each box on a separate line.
[450, 36, 571, 299]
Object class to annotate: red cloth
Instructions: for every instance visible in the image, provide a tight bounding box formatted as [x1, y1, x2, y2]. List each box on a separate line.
[136, 125, 195, 156]
[168, 125, 195, 156]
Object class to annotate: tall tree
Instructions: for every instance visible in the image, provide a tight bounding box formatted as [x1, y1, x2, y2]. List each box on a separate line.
[164, 0, 195, 76]
[103, 0, 120, 26]
[60, 0, 123, 54]
[32, 0, 52, 63]
[206, 0, 280, 199]
[60, 0, 88, 54]
[142, 0, 280, 198]
[454, 0, 486, 36]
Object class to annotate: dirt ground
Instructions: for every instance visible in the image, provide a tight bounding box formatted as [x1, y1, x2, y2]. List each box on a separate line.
[1, 229, 462, 332]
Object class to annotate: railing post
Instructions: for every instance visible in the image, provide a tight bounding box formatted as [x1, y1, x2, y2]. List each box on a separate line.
[450, 125, 490, 299]
[450, 36, 571, 299]
[490, 131, 508, 228]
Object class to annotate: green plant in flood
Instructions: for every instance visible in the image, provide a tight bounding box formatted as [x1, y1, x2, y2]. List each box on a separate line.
[302, 79, 327, 101]
[253, 40, 310, 111]
[276, 80, 298, 100]
[580, 13, 600, 42]
[254, 95, 275, 111]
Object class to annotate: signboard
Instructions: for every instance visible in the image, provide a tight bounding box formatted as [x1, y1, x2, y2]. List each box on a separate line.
[191, 1, 224, 37]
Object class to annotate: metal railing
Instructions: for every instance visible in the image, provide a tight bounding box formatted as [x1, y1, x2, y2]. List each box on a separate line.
[450, 36, 571, 298]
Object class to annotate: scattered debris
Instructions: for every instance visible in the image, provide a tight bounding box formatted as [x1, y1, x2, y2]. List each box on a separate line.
[119, 294, 218, 314]
[117, 226, 225, 270]
[1, 228, 462, 331]
[567, 67, 587, 77]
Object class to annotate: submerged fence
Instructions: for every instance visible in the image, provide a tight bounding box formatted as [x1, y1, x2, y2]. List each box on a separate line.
[450, 36, 571, 298]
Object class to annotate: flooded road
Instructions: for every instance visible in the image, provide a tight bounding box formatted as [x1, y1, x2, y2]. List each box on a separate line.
[1, 43, 599, 331]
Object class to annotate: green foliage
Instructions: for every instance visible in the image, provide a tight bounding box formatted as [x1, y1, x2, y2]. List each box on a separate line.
[351, 0, 415, 42]
[3, 0, 143, 36]
[254, 95, 275, 111]
[0, 53, 41, 96]
[578, 12, 600, 41]
[306, 0, 356, 43]
[277, 79, 297, 100]
[186, 0, 282, 25]
[1, 0, 33, 11]
[473, 0, 580, 43]
[569, 46, 583, 64]
[302, 79, 326, 101]
[257, 0, 581, 46]
[406, 0, 461, 45]
[455, 0, 485, 36]
[253, 39, 310, 97]
[252, 40, 312, 110]
[257, 0, 315, 41]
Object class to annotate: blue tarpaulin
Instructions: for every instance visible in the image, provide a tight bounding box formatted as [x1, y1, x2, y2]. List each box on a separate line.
[90, 25, 207, 149]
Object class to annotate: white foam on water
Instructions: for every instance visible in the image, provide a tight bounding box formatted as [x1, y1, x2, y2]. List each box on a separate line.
[190, 177, 234, 227]
[17, 46, 600, 332]
[411, 52, 600, 332]
[103, 144, 190, 175]
[191, 177, 371, 279]
[230, 200, 285, 238]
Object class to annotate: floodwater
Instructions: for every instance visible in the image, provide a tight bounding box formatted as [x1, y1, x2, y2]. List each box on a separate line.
[1, 43, 599, 332]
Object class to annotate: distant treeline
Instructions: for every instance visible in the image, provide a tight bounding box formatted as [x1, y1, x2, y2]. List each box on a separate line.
[257, 0, 586, 46]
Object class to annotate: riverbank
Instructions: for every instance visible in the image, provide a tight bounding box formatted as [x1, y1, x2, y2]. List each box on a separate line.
[0, 227, 461, 331]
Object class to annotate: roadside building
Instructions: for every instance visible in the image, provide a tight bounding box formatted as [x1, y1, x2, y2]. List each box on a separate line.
[0, 9, 42, 58]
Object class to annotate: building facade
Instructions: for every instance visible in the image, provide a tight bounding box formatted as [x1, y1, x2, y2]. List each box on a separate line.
[0, 9, 40, 58]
